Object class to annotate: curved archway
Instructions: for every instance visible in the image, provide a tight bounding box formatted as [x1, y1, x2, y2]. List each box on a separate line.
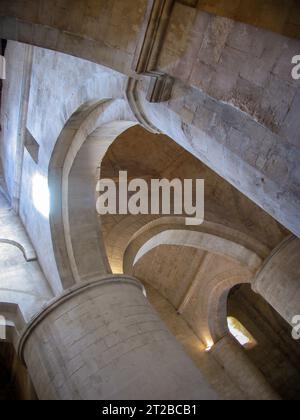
[133, 82, 300, 239]
[132, 229, 263, 274]
[123, 216, 270, 275]
[49, 98, 140, 289]
[0, 190, 37, 263]
[206, 274, 251, 344]
[124, 220, 257, 347]
[0, 239, 32, 262]
[1, 2, 299, 241]
[129, 234, 255, 348]
[0, 242, 52, 323]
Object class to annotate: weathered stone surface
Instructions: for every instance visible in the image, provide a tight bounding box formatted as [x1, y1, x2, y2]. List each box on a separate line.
[20, 277, 218, 400]
[0, 2, 299, 401]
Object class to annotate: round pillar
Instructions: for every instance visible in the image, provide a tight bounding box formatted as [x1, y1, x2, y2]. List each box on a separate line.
[253, 236, 300, 325]
[18, 276, 218, 400]
[211, 335, 280, 400]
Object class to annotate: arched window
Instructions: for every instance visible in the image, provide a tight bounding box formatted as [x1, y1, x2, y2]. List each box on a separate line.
[227, 317, 257, 350]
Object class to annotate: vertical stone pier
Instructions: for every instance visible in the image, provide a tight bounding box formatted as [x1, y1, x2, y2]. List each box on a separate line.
[253, 236, 300, 326]
[211, 335, 280, 400]
[18, 276, 218, 400]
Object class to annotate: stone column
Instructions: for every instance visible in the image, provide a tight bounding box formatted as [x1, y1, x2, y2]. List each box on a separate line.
[211, 335, 280, 400]
[253, 236, 300, 326]
[18, 276, 218, 400]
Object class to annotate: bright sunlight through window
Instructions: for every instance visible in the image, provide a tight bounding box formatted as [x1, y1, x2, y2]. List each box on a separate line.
[228, 317, 257, 350]
[32, 173, 50, 218]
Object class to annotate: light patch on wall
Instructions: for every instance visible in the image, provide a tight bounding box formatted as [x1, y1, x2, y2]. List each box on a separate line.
[0, 315, 6, 340]
[0, 56, 6, 80]
[228, 317, 257, 350]
[204, 337, 214, 353]
[32, 173, 50, 218]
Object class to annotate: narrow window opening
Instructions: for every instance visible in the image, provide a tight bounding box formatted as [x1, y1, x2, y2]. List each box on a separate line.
[228, 317, 257, 350]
